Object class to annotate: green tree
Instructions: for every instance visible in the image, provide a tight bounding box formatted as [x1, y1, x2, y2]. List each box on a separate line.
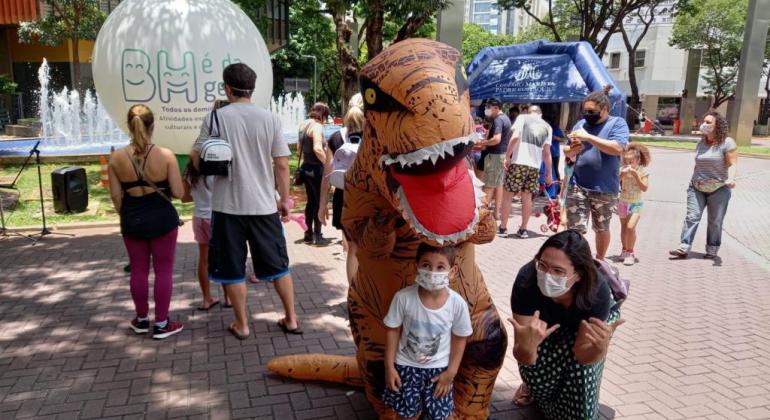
[18, 0, 106, 90]
[620, 1, 664, 111]
[669, 0, 747, 108]
[270, 0, 341, 111]
[324, 0, 450, 111]
[498, 0, 651, 57]
[462, 23, 515, 67]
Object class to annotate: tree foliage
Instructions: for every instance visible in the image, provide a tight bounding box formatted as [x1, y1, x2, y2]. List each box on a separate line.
[462, 23, 515, 67]
[18, 0, 105, 89]
[267, 0, 341, 111]
[669, 0, 747, 108]
[498, 0, 651, 57]
[0, 74, 18, 95]
[620, 1, 663, 110]
[239, 0, 452, 111]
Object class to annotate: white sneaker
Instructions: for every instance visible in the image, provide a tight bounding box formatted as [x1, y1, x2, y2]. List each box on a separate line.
[623, 253, 635, 266]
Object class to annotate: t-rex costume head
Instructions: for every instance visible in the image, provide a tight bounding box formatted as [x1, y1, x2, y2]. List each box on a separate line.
[268, 39, 506, 419]
[352, 41, 484, 244]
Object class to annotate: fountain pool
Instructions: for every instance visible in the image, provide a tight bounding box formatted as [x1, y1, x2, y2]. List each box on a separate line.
[0, 61, 339, 158]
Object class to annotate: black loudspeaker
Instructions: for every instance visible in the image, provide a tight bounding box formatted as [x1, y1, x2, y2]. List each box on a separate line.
[51, 167, 88, 213]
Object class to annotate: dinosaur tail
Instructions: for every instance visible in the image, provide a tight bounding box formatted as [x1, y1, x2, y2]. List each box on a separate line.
[267, 354, 364, 387]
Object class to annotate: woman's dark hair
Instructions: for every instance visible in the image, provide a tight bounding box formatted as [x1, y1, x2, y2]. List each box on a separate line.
[535, 230, 598, 311]
[416, 242, 457, 266]
[309, 102, 330, 121]
[183, 160, 205, 188]
[223, 63, 256, 98]
[583, 85, 613, 111]
[703, 111, 729, 144]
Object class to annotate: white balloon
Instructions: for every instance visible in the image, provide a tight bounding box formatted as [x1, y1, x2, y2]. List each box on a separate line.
[92, 0, 273, 154]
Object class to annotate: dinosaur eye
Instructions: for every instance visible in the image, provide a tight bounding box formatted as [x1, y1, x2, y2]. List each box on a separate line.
[359, 77, 411, 114]
[365, 88, 376, 105]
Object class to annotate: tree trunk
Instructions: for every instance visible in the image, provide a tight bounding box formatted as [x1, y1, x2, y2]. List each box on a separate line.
[71, 37, 81, 90]
[332, 12, 360, 114]
[366, 0, 384, 61]
[394, 13, 429, 43]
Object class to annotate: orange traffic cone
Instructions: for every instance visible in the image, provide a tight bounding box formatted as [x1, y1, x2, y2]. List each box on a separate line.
[99, 155, 109, 187]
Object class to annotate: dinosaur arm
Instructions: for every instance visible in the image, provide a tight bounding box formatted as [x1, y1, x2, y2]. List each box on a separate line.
[465, 207, 496, 245]
[342, 184, 400, 259]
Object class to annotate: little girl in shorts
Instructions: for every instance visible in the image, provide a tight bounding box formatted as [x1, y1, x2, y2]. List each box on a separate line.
[183, 161, 229, 309]
[618, 143, 651, 266]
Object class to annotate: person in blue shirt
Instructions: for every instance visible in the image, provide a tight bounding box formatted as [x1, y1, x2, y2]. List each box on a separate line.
[565, 88, 629, 260]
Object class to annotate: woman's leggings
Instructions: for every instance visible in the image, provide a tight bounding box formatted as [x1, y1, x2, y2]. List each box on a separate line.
[122, 228, 178, 322]
[302, 163, 324, 236]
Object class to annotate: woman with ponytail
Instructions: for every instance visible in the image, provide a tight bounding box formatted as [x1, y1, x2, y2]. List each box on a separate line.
[108, 104, 185, 340]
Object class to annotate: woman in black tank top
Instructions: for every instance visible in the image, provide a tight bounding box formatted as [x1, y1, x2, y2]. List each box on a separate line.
[108, 104, 185, 340]
[298, 102, 330, 246]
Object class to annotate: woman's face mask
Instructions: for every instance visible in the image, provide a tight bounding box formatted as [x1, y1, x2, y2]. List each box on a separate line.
[536, 268, 573, 297]
[700, 122, 714, 135]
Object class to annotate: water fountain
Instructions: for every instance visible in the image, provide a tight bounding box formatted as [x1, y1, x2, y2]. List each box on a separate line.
[0, 59, 128, 157]
[0, 62, 340, 157]
[270, 92, 341, 144]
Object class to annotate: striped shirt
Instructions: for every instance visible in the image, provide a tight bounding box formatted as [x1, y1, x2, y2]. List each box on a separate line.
[691, 137, 737, 184]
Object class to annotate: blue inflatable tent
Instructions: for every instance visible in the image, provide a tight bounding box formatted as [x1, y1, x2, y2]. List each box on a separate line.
[466, 40, 627, 117]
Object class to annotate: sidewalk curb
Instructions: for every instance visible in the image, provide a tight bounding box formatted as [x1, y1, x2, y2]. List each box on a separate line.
[4, 217, 194, 233]
[641, 143, 770, 160]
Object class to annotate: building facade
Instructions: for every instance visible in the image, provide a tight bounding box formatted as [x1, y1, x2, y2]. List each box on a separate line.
[465, 0, 548, 36]
[602, 0, 767, 128]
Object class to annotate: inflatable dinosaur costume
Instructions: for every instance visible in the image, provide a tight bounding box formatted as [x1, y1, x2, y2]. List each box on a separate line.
[269, 38, 507, 419]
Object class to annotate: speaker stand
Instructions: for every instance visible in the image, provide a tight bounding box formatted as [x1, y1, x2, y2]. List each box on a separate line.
[27, 146, 74, 245]
[0, 190, 35, 242]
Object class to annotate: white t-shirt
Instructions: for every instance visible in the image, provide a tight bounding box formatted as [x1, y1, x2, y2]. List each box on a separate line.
[383, 284, 473, 369]
[193, 103, 290, 215]
[510, 114, 552, 169]
[190, 176, 215, 219]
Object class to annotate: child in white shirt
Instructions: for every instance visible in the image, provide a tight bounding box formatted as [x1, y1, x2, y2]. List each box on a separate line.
[382, 243, 473, 420]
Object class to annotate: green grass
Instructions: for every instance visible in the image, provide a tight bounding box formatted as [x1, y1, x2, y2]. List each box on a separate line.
[1, 151, 304, 229]
[636, 140, 770, 157]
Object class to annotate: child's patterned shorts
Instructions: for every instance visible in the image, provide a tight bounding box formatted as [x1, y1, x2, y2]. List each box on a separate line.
[382, 364, 453, 420]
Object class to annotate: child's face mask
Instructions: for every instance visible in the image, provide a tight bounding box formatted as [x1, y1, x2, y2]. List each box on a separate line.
[416, 269, 449, 291]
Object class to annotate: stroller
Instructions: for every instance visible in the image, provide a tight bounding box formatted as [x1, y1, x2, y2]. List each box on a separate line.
[535, 181, 561, 233]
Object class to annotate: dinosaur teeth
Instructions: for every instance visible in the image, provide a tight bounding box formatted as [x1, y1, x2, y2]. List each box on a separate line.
[380, 135, 475, 167]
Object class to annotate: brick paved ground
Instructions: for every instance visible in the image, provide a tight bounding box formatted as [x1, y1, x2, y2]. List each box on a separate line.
[1, 147, 769, 420]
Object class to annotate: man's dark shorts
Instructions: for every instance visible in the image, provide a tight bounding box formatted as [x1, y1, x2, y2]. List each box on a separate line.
[209, 211, 289, 284]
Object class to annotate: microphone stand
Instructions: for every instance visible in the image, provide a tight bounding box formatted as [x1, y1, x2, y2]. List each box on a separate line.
[26, 142, 74, 244]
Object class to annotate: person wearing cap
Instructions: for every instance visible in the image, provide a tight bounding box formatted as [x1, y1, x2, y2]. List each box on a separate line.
[476, 98, 513, 219]
[191, 63, 301, 339]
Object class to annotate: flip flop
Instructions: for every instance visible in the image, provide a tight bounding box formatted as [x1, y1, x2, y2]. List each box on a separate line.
[227, 325, 249, 340]
[277, 319, 303, 335]
[223, 303, 233, 308]
[197, 300, 220, 311]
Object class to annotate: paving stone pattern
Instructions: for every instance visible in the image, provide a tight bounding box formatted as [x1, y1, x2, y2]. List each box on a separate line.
[1, 148, 769, 419]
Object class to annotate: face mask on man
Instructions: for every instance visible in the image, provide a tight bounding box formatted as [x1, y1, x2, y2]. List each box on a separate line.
[536, 267, 573, 298]
[700, 123, 714, 135]
[416, 269, 450, 291]
[484, 109, 493, 118]
[583, 110, 602, 125]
